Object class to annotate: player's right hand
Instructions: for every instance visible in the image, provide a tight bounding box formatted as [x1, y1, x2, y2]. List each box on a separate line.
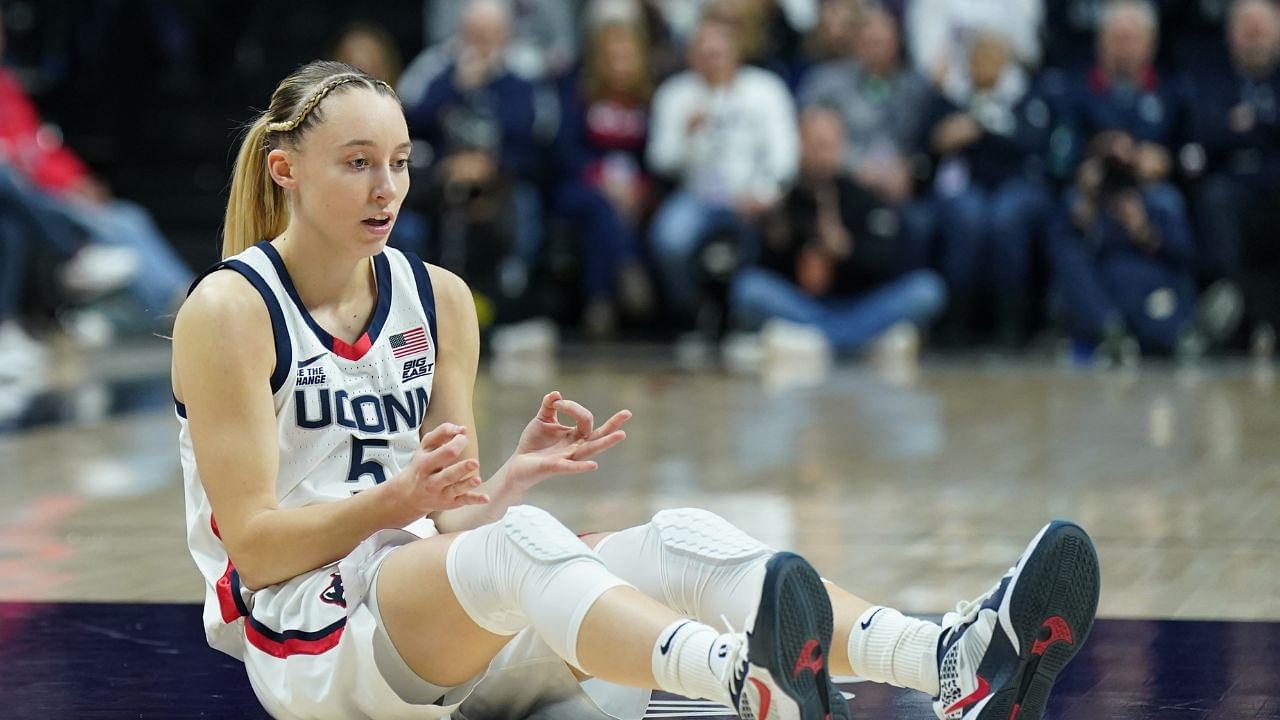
[386, 423, 488, 517]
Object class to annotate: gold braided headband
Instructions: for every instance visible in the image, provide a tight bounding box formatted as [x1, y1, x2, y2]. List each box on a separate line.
[265, 73, 396, 134]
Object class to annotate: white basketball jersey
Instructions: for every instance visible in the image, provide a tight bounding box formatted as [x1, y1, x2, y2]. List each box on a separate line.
[176, 241, 440, 659]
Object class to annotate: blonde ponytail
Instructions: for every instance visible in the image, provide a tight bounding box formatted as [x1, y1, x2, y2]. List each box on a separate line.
[220, 60, 399, 260]
[222, 115, 289, 259]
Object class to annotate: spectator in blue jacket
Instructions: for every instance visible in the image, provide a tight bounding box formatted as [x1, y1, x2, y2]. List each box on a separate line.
[920, 34, 1055, 345]
[1191, 0, 1280, 280]
[1048, 149, 1199, 358]
[404, 0, 556, 299]
[1064, 0, 1191, 222]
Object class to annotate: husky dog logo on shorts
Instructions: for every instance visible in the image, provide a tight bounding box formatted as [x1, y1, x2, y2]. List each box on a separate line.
[320, 572, 347, 608]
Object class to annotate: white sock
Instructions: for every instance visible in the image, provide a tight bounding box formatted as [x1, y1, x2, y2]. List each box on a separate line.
[847, 606, 941, 695]
[651, 619, 736, 706]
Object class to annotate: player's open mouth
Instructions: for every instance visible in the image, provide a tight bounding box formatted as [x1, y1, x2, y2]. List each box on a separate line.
[362, 213, 394, 234]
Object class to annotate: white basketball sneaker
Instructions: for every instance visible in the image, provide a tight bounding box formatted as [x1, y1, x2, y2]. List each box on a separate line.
[933, 521, 1100, 720]
[721, 552, 851, 720]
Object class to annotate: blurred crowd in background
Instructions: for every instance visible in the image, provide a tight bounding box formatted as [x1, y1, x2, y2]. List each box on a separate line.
[3, 0, 1280, 380]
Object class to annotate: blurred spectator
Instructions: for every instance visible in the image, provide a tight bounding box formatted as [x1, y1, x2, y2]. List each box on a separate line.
[405, 0, 557, 303]
[1190, 0, 1280, 348]
[591, 0, 820, 79]
[1191, 0, 1280, 277]
[585, 0, 686, 77]
[799, 8, 933, 264]
[331, 21, 403, 87]
[424, 0, 577, 81]
[1056, 0, 1200, 280]
[1048, 151, 1199, 358]
[800, 0, 863, 69]
[730, 108, 946, 354]
[0, 12, 186, 325]
[699, 0, 820, 87]
[647, 15, 798, 320]
[555, 19, 658, 337]
[905, 0, 1043, 95]
[1065, 1, 1188, 189]
[920, 34, 1055, 345]
[1044, 0, 1193, 72]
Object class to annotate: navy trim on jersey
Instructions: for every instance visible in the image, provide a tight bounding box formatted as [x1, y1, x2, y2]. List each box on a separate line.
[402, 252, 438, 352]
[246, 615, 346, 644]
[186, 258, 293, 395]
[174, 398, 187, 419]
[228, 569, 249, 618]
[256, 241, 393, 361]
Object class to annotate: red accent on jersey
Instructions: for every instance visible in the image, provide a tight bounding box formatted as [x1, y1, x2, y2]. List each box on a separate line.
[330, 332, 373, 361]
[214, 561, 242, 624]
[244, 620, 345, 659]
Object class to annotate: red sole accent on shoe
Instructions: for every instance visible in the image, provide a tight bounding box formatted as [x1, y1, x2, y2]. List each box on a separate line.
[792, 638, 825, 678]
[1031, 616, 1074, 657]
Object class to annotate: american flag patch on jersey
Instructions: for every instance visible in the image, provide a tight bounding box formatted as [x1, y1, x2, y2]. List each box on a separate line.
[389, 327, 429, 358]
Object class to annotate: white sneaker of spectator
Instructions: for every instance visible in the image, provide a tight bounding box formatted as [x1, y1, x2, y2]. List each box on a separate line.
[762, 318, 833, 383]
[59, 309, 116, 349]
[868, 321, 921, 366]
[0, 321, 50, 379]
[490, 317, 558, 385]
[721, 330, 764, 375]
[59, 245, 140, 299]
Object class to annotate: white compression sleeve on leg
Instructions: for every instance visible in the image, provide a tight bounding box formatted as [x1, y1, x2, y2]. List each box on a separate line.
[592, 508, 774, 627]
[445, 505, 630, 670]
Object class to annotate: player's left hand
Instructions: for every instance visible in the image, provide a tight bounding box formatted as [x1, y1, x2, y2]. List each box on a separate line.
[504, 391, 631, 490]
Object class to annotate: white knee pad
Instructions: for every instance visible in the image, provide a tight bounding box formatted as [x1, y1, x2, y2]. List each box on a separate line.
[594, 508, 773, 625]
[446, 505, 629, 669]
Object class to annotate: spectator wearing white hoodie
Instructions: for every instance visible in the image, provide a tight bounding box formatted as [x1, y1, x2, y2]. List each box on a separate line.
[647, 14, 799, 318]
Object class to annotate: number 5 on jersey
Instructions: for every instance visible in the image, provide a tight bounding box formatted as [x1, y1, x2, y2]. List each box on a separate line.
[347, 437, 389, 486]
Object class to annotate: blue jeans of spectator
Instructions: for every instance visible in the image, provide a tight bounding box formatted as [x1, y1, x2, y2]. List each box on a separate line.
[62, 198, 192, 313]
[0, 166, 86, 258]
[936, 178, 1052, 319]
[1193, 173, 1268, 282]
[650, 191, 755, 317]
[898, 197, 938, 272]
[1049, 236, 1196, 353]
[552, 181, 639, 299]
[729, 267, 947, 353]
[513, 181, 544, 270]
[0, 215, 25, 321]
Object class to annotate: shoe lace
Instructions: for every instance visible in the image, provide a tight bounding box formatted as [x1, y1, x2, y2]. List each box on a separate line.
[941, 566, 1013, 640]
[718, 614, 751, 696]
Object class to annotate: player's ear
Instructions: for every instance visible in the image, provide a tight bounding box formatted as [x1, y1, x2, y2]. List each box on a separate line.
[267, 148, 298, 190]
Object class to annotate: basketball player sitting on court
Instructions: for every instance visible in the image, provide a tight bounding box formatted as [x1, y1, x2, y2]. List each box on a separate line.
[170, 60, 1101, 720]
